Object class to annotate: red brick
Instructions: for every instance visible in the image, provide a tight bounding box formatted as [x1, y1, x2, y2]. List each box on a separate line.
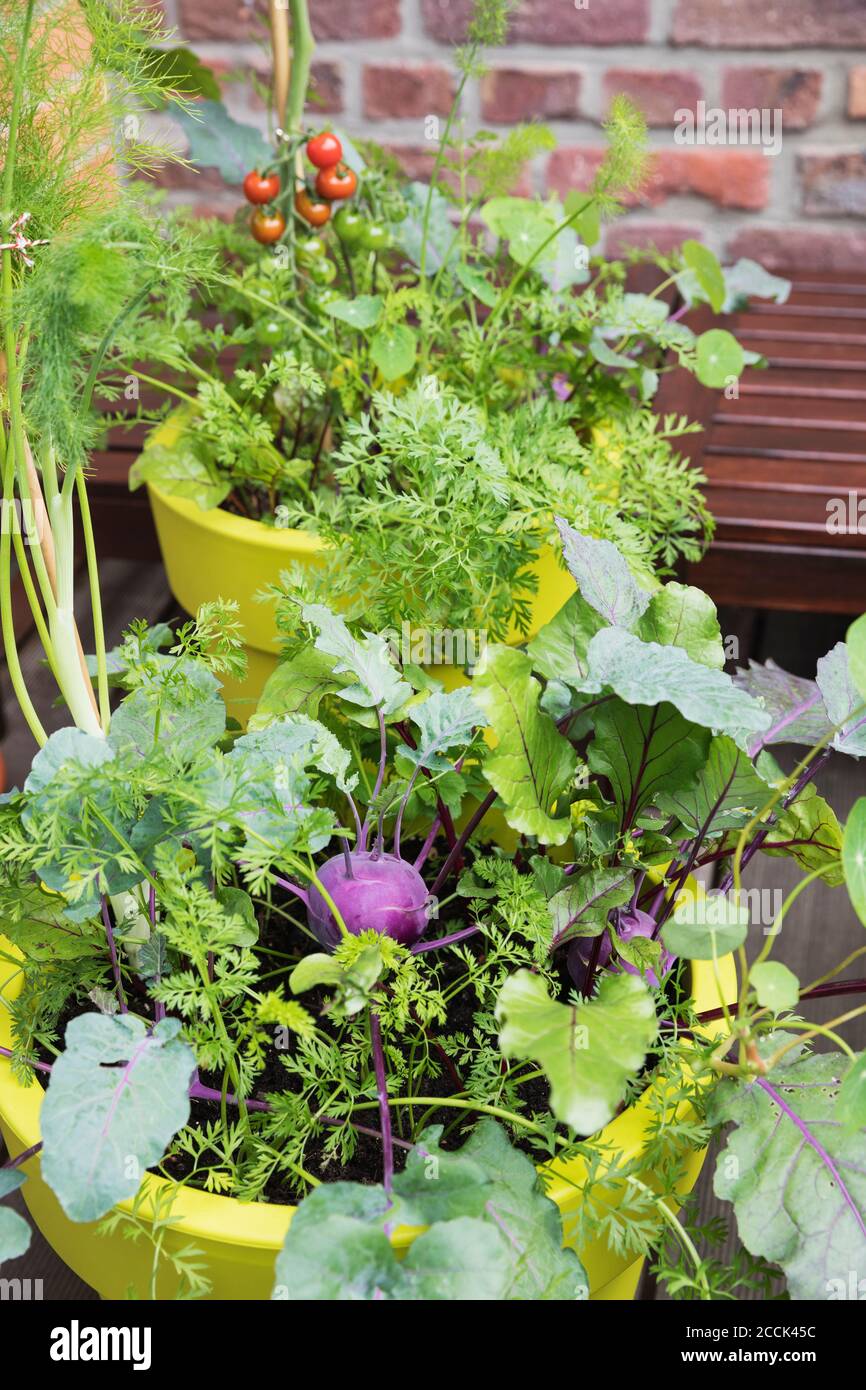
[179, 0, 399, 42]
[848, 68, 866, 119]
[421, 0, 649, 45]
[306, 62, 344, 116]
[386, 145, 532, 197]
[481, 67, 582, 123]
[547, 146, 770, 211]
[721, 68, 822, 130]
[727, 226, 866, 273]
[800, 151, 866, 217]
[605, 222, 703, 257]
[603, 69, 702, 127]
[672, 0, 866, 48]
[363, 64, 455, 121]
[210, 56, 343, 116]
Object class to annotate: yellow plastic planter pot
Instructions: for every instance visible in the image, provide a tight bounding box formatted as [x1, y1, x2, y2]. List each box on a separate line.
[0, 939, 735, 1301]
[147, 481, 576, 719]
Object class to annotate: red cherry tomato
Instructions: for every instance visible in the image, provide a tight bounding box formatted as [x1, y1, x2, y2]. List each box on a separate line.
[306, 131, 343, 169]
[295, 189, 331, 227]
[243, 170, 280, 205]
[250, 208, 287, 245]
[314, 162, 357, 202]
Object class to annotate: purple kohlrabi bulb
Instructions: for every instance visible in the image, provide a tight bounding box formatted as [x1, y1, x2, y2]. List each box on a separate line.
[614, 908, 676, 988]
[306, 850, 434, 949]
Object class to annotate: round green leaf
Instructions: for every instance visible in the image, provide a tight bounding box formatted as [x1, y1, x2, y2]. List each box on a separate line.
[750, 961, 800, 1012]
[370, 325, 417, 381]
[695, 329, 745, 389]
[842, 797, 866, 928]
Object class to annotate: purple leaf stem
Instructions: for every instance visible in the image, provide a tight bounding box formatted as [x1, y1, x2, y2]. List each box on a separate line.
[0, 1045, 52, 1074]
[100, 895, 127, 1014]
[411, 924, 481, 955]
[369, 1009, 394, 1195]
[273, 875, 310, 907]
[2, 1140, 43, 1169]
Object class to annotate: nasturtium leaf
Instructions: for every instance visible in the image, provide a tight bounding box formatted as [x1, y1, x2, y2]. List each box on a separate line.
[496, 969, 657, 1134]
[455, 263, 497, 307]
[750, 961, 800, 1012]
[656, 735, 771, 836]
[695, 328, 745, 388]
[662, 892, 749, 960]
[173, 100, 271, 185]
[473, 645, 577, 845]
[711, 1049, 866, 1300]
[526, 592, 605, 692]
[681, 240, 726, 313]
[480, 196, 558, 267]
[554, 518, 650, 631]
[585, 628, 770, 739]
[636, 582, 725, 669]
[734, 659, 831, 750]
[404, 687, 481, 772]
[0, 1172, 30, 1267]
[846, 613, 866, 703]
[40, 1013, 194, 1222]
[843, 797, 866, 928]
[548, 868, 633, 947]
[370, 324, 417, 381]
[251, 647, 344, 727]
[300, 604, 411, 714]
[838, 1053, 866, 1133]
[323, 294, 383, 330]
[129, 438, 230, 511]
[588, 699, 710, 825]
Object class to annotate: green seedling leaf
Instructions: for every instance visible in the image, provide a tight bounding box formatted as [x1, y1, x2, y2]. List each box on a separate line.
[496, 969, 657, 1134]
[681, 240, 726, 313]
[843, 797, 866, 928]
[750, 961, 799, 1012]
[695, 328, 745, 388]
[324, 295, 383, 330]
[370, 325, 417, 380]
[662, 891, 749, 959]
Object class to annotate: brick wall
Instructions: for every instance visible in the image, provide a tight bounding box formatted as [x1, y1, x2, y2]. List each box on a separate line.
[157, 0, 866, 270]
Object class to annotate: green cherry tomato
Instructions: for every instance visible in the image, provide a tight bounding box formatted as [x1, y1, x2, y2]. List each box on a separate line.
[297, 235, 326, 261]
[307, 256, 336, 285]
[305, 287, 340, 318]
[255, 318, 284, 346]
[361, 222, 389, 253]
[333, 207, 367, 246]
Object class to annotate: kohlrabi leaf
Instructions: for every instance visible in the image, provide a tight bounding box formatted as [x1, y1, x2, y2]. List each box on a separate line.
[250, 647, 345, 727]
[496, 969, 657, 1134]
[128, 438, 230, 510]
[548, 868, 633, 947]
[636, 582, 725, 670]
[816, 642, 866, 756]
[398, 182, 456, 276]
[173, 100, 272, 185]
[108, 665, 225, 761]
[843, 797, 866, 928]
[750, 962, 799, 1012]
[554, 518, 650, 631]
[838, 1054, 866, 1133]
[0, 1171, 31, 1268]
[656, 735, 771, 835]
[588, 699, 710, 826]
[711, 1049, 866, 1301]
[404, 687, 481, 772]
[400, 1217, 512, 1299]
[232, 715, 356, 794]
[584, 628, 770, 739]
[473, 646, 577, 845]
[300, 604, 411, 714]
[846, 613, 866, 703]
[662, 891, 749, 959]
[734, 659, 831, 751]
[40, 1013, 194, 1222]
[721, 258, 790, 313]
[765, 783, 843, 887]
[24, 727, 114, 799]
[526, 592, 605, 692]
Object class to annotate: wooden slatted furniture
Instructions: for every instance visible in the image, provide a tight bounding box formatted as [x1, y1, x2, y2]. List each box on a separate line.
[657, 271, 866, 614]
